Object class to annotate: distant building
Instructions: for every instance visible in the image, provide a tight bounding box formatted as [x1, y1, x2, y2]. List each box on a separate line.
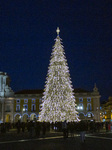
[0, 72, 14, 123]
[75, 84, 101, 122]
[14, 90, 42, 122]
[100, 97, 112, 122]
[0, 72, 101, 123]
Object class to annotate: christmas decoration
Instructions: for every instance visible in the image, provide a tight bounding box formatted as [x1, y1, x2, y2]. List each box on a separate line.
[39, 27, 79, 123]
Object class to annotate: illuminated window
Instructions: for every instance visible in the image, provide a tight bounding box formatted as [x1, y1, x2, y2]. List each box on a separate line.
[87, 97, 91, 102]
[32, 99, 35, 103]
[77, 103, 83, 110]
[103, 119, 105, 122]
[24, 99, 28, 103]
[23, 104, 28, 111]
[17, 99, 20, 103]
[79, 98, 83, 102]
[88, 113, 92, 118]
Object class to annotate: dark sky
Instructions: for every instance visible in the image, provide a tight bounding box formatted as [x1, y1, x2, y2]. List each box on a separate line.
[0, 0, 112, 102]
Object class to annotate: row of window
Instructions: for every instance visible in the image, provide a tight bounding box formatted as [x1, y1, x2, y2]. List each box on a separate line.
[16, 104, 36, 112]
[16, 98, 91, 104]
[16, 99, 36, 103]
[79, 98, 91, 102]
[79, 113, 93, 118]
[77, 103, 92, 111]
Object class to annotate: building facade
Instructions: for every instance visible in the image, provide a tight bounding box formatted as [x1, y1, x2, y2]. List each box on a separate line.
[75, 84, 101, 122]
[0, 72, 101, 123]
[13, 90, 42, 122]
[100, 97, 112, 122]
[0, 72, 14, 123]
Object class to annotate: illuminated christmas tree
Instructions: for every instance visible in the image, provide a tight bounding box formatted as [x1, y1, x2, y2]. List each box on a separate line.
[39, 28, 79, 123]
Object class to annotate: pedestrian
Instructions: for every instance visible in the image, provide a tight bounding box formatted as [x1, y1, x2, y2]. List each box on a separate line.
[105, 122, 108, 132]
[79, 121, 86, 143]
[62, 120, 68, 138]
[35, 122, 41, 138]
[22, 122, 25, 133]
[69, 122, 74, 138]
[42, 121, 46, 137]
[16, 121, 21, 134]
[29, 121, 33, 138]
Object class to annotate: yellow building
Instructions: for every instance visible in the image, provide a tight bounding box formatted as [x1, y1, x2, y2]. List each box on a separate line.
[0, 72, 101, 123]
[74, 85, 101, 121]
[101, 97, 112, 122]
[13, 85, 101, 122]
[14, 90, 42, 122]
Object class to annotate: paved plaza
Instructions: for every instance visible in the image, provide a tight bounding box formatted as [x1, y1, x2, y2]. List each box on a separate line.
[0, 130, 112, 150]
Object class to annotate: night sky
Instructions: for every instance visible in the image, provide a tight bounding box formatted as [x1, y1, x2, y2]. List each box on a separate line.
[0, 0, 112, 102]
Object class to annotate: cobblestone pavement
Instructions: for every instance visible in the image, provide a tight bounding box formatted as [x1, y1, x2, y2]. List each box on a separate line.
[0, 129, 63, 141]
[0, 135, 112, 150]
[0, 129, 112, 150]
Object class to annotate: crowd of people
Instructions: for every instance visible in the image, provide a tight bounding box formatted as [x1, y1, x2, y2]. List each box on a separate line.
[0, 120, 111, 141]
[0, 121, 50, 138]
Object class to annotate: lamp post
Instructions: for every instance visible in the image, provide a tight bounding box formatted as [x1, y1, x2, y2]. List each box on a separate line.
[96, 107, 99, 122]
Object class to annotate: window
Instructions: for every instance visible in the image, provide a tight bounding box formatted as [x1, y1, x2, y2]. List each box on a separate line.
[32, 99, 35, 103]
[87, 97, 91, 102]
[88, 113, 92, 118]
[16, 105, 20, 112]
[6, 105, 10, 112]
[23, 104, 28, 112]
[17, 99, 20, 103]
[77, 103, 83, 110]
[31, 104, 36, 111]
[87, 103, 92, 111]
[79, 98, 83, 102]
[24, 99, 28, 103]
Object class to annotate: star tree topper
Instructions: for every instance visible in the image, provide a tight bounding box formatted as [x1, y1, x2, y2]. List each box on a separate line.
[56, 27, 60, 36]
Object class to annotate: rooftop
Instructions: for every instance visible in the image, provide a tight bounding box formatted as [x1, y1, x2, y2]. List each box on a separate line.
[15, 88, 90, 95]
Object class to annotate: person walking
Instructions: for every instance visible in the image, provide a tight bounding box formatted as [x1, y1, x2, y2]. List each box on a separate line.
[62, 120, 68, 138]
[79, 121, 86, 143]
[42, 121, 46, 138]
[35, 122, 41, 138]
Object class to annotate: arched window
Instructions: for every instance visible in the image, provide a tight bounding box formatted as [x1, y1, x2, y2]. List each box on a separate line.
[31, 104, 36, 111]
[79, 113, 85, 119]
[77, 103, 83, 110]
[23, 104, 28, 112]
[16, 105, 20, 112]
[87, 113, 93, 118]
[87, 103, 92, 111]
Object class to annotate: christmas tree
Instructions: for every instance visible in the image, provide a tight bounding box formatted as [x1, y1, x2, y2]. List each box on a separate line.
[39, 27, 79, 123]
